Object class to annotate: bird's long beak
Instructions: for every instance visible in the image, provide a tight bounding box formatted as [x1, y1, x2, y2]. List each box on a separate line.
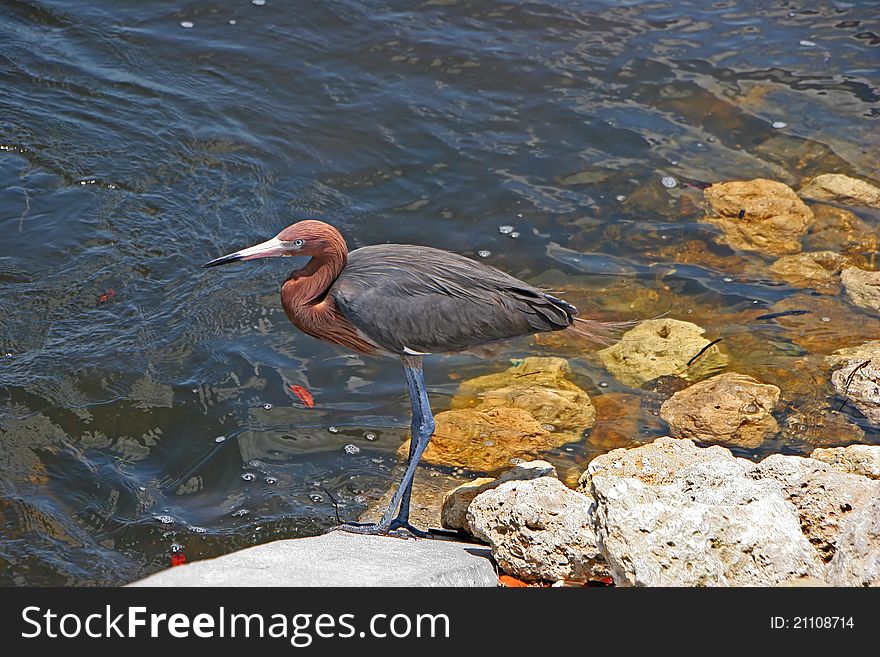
[202, 237, 288, 268]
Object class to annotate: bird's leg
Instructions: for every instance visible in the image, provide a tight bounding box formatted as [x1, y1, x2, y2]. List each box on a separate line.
[333, 356, 435, 537]
[391, 358, 430, 525]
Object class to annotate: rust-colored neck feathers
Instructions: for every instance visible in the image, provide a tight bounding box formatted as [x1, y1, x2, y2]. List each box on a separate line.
[281, 223, 348, 306]
[279, 222, 378, 354]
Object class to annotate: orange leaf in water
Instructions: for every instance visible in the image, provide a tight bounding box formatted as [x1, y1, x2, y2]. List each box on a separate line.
[170, 552, 186, 567]
[499, 575, 529, 588]
[289, 384, 315, 408]
[96, 288, 116, 305]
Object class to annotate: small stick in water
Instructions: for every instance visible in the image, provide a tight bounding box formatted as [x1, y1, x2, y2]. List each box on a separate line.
[687, 338, 723, 368]
[836, 360, 872, 412]
[322, 487, 342, 525]
[755, 309, 811, 321]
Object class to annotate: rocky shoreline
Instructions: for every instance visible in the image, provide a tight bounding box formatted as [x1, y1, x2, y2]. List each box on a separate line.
[443, 440, 879, 587]
[389, 171, 880, 587]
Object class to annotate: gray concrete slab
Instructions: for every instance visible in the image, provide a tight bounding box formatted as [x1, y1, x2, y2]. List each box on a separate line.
[128, 531, 497, 587]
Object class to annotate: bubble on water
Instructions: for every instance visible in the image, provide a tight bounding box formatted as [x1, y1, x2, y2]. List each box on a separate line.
[252, 0, 266, 5]
[615, 195, 626, 202]
[214, 435, 226, 443]
[262, 403, 272, 410]
[707, 136, 716, 142]
[328, 426, 339, 434]
[564, 447, 574, 452]
[309, 493, 324, 503]
[498, 225, 514, 234]
[180, 21, 194, 29]
[821, 316, 831, 323]
[722, 276, 734, 283]
[265, 477, 277, 485]
[660, 176, 678, 189]
[344, 444, 361, 455]
[509, 231, 520, 239]
[189, 526, 207, 534]
[247, 459, 263, 468]
[541, 424, 556, 432]
[772, 121, 787, 129]
[799, 40, 816, 47]
[370, 457, 384, 464]
[516, 213, 523, 218]
[743, 402, 759, 414]
[229, 19, 237, 25]
[364, 431, 377, 441]
[478, 250, 491, 258]
[232, 509, 249, 517]
[599, 382, 609, 388]
[241, 473, 255, 482]
[354, 495, 367, 504]
[483, 440, 495, 447]
[155, 515, 175, 524]
[171, 543, 184, 553]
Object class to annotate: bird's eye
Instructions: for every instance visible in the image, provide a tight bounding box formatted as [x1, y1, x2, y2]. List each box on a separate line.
[293, 239, 304, 247]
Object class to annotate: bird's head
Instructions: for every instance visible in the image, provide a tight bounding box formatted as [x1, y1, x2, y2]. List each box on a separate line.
[202, 220, 347, 268]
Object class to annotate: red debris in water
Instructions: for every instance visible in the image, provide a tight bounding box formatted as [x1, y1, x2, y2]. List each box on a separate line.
[170, 552, 186, 567]
[96, 288, 116, 305]
[288, 384, 315, 408]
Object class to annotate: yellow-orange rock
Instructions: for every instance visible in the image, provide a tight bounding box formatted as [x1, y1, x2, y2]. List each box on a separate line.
[703, 179, 812, 255]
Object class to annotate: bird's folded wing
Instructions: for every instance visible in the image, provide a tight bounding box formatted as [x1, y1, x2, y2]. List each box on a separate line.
[330, 244, 573, 354]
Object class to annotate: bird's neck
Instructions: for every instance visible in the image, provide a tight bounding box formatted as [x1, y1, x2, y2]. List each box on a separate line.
[281, 246, 348, 309]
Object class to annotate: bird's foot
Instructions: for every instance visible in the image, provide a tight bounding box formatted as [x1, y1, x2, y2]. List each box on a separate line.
[327, 519, 432, 539]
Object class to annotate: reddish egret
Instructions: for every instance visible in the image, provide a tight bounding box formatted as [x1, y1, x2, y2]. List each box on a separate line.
[204, 220, 617, 536]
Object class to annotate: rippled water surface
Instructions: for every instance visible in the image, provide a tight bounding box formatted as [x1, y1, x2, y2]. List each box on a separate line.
[1, 0, 878, 584]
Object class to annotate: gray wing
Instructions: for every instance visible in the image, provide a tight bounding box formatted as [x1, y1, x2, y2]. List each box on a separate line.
[329, 244, 576, 354]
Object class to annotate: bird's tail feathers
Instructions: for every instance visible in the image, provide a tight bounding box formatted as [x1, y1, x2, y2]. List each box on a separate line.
[565, 317, 639, 347]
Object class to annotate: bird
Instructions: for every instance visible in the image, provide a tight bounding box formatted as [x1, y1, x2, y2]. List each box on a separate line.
[204, 219, 622, 537]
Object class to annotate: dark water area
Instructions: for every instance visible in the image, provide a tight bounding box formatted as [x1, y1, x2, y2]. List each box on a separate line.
[1, 0, 878, 585]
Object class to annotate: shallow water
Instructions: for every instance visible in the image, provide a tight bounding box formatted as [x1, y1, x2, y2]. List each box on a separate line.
[1, 0, 878, 584]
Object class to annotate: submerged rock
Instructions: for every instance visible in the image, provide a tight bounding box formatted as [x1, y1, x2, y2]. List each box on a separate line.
[587, 392, 643, 451]
[467, 476, 608, 583]
[841, 267, 880, 312]
[798, 173, 880, 209]
[782, 407, 865, 447]
[440, 460, 557, 533]
[811, 445, 880, 480]
[703, 178, 813, 255]
[768, 251, 847, 293]
[588, 440, 824, 586]
[404, 357, 594, 471]
[764, 294, 880, 354]
[450, 356, 595, 430]
[659, 373, 780, 448]
[411, 407, 562, 471]
[804, 204, 880, 256]
[597, 318, 727, 388]
[826, 341, 880, 426]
